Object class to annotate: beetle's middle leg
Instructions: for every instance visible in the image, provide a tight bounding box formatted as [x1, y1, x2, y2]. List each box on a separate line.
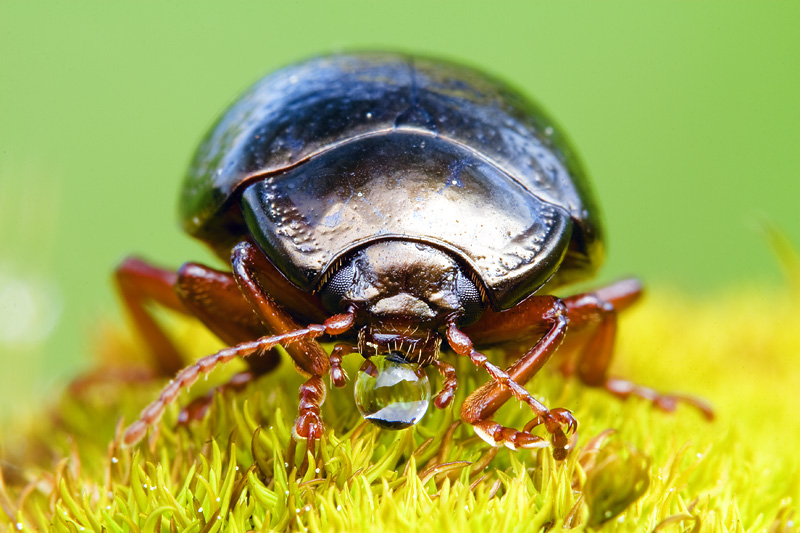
[562, 279, 714, 420]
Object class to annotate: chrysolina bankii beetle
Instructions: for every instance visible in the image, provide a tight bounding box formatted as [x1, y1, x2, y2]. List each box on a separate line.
[117, 53, 713, 461]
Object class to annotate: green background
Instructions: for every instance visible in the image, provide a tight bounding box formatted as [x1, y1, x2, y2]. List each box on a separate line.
[1, 2, 798, 419]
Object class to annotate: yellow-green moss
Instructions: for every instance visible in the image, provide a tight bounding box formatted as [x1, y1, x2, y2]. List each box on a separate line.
[1, 287, 799, 532]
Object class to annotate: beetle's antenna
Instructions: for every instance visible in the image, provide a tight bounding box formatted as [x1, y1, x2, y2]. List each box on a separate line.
[122, 312, 355, 447]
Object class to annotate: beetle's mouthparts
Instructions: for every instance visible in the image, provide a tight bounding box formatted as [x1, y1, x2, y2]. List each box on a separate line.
[354, 352, 431, 429]
[358, 326, 443, 366]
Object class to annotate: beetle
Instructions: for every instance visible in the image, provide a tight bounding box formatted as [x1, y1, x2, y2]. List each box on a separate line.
[118, 53, 712, 460]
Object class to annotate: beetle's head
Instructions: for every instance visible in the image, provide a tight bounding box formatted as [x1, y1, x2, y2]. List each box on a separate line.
[319, 240, 486, 428]
[320, 240, 485, 346]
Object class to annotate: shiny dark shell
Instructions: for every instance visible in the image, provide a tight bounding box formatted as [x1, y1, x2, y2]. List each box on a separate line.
[180, 53, 604, 310]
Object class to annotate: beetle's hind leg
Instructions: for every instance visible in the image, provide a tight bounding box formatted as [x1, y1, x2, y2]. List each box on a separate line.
[563, 278, 714, 420]
[115, 257, 276, 375]
[115, 257, 190, 376]
[114, 258, 281, 423]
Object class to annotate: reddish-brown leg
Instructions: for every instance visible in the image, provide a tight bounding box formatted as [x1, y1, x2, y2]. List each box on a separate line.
[329, 343, 357, 388]
[449, 297, 577, 457]
[562, 279, 713, 420]
[123, 314, 354, 446]
[290, 376, 326, 461]
[118, 243, 356, 447]
[174, 263, 270, 350]
[115, 257, 274, 374]
[558, 278, 643, 383]
[117, 258, 282, 422]
[231, 242, 357, 456]
[231, 242, 331, 377]
[177, 371, 255, 424]
[466, 278, 712, 421]
[115, 257, 187, 375]
[431, 359, 457, 409]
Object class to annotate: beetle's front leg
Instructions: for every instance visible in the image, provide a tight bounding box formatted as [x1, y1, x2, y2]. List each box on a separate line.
[232, 242, 333, 377]
[447, 301, 576, 458]
[232, 241, 356, 462]
[122, 325, 332, 446]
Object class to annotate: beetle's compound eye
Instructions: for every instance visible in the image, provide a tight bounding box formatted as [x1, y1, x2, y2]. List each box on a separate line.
[455, 270, 485, 325]
[354, 352, 431, 429]
[319, 264, 356, 313]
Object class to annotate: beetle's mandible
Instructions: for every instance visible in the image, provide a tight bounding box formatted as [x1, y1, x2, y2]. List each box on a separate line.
[118, 53, 713, 460]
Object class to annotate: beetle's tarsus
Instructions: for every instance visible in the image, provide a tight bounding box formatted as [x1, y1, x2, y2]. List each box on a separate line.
[449, 315, 576, 458]
[527, 407, 579, 436]
[288, 376, 326, 474]
[523, 407, 578, 458]
[293, 376, 326, 440]
[472, 420, 550, 451]
[329, 343, 356, 388]
[432, 359, 457, 409]
[604, 378, 715, 420]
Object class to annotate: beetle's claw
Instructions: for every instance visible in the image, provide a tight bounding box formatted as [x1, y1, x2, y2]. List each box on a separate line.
[524, 407, 578, 456]
[535, 408, 577, 460]
[525, 407, 578, 436]
[549, 408, 578, 435]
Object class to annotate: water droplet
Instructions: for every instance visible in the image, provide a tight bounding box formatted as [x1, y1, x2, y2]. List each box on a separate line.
[354, 353, 430, 429]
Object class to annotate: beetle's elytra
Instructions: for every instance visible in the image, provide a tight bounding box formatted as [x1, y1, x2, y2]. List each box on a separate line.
[118, 53, 712, 459]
